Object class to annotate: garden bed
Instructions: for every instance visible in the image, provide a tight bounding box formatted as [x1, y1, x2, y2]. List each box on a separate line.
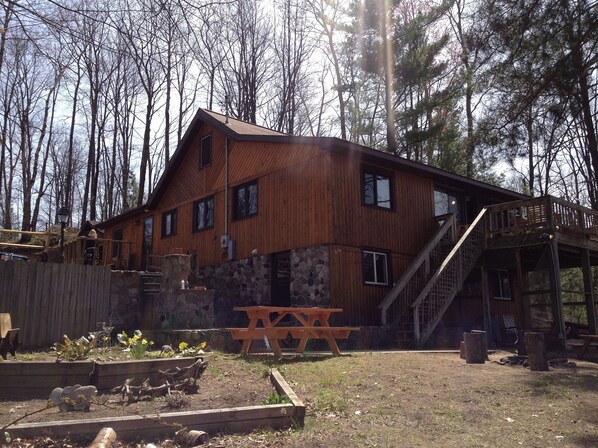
[3, 369, 304, 442]
[0, 357, 203, 397]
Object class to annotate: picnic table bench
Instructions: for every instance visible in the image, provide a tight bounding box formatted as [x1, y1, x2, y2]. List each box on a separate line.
[577, 334, 598, 360]
[226, 306, 359, 357]
[0, 313, 20, 360]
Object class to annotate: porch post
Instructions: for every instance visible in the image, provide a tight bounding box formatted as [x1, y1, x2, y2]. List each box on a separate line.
[480, 266, 491, 345]
[581, 248, 597, 335]
[549, 240, 566, 349]
[515, 249, 530, 329]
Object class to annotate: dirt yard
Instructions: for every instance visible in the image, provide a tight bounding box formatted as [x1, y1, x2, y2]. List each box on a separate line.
[2, 350, 598, 447]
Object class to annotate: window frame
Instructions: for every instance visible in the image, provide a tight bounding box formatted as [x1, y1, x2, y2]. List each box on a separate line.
[233, 180, 259, 220]
[491, 269, 512, 300]
[161, 208, 178, 238]
[200, 134, 212, 168]
[361, 167, 394, 211]
[112, 228, 123, 259]
[193, 196, 215, 232]
[362, 249, 391, 286]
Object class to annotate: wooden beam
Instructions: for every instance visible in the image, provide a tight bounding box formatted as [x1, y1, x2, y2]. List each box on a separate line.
[549, 240, 566, 349]
[515, 249, 530, 330]
[480, 266, 491, 345]
[581, 248, 597, 335]
[0, 242, 45, 250]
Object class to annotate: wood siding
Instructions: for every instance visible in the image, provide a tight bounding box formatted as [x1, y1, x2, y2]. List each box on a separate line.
[329, 245, 413, 326]
[0, 261, 111, 347]
[329, 152, 435, 256]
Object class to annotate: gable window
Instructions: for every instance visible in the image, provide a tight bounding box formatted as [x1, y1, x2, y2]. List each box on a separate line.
[194, 196, 214, 231]
[112, 228, 123, 258]
[491, 269, 511, 300]
[362, 169, 392, 209]
[162, 209, 177, 237]
[200, 135, 212, 168]
[363, 250, 389, 286]
[233, 180, 258, 220]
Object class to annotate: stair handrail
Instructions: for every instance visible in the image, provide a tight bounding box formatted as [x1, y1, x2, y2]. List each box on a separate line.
[412, 208, 488, 345]
[378, 213, 456, 325]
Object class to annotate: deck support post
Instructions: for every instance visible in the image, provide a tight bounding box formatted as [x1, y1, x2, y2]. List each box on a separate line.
[581, 248, 597, 335]
[549, 240, 566, 349]
[515, 249, 530, 330]
[480, 266, 491, 346]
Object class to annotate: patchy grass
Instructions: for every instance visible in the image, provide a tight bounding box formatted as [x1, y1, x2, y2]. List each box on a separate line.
[210, 351, 598, 448]
[3, 350, 598, 447]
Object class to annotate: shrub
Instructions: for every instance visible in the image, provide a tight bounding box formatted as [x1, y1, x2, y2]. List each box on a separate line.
[53, 334, 96, 361]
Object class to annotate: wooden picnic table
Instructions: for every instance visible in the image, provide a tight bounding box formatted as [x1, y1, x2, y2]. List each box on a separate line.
[577, 334, 598, 360]
[227, 306, 359, 358]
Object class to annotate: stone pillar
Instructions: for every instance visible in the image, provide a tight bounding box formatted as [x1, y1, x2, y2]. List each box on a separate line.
[161, 254, 191, 293]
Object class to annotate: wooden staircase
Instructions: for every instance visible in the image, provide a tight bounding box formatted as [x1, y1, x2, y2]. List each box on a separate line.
[379, 209, 488, 347]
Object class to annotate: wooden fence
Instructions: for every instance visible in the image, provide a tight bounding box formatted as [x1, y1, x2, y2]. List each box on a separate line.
[0, 261, 112, 347]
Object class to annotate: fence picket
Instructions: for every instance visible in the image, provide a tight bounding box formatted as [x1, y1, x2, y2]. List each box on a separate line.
[0, 261, 111, 347]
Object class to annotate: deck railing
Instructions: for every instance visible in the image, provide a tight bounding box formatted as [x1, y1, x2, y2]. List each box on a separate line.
[378, 214, 456, 326]
[487, 196, 598, 239]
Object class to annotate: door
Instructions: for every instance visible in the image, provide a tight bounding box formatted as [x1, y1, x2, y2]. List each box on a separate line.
[271, 251, 291, 307]
[141, 216, 153, 271]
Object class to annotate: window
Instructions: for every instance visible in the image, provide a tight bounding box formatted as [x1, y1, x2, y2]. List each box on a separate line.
[362, 169, 392, 209]
[194, 196, 214, 231]
[491, 269, 511, 300]
[233, 180, 258, 219]
[112, 228, 123, 258]
[363, 250, 389, 286]
[200, 134, 212, 168]
[162, 209, 177, 237]
[434, 189, 460, 219]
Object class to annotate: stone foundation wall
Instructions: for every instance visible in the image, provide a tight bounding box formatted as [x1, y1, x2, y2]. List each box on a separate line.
[193, 255, 271, 327]
[109, 271, 144, 330]
[193, 245, 331, 326]
[290, 245, 329, 306]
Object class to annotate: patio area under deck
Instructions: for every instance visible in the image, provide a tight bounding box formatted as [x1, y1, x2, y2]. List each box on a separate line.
[484, 196, 598, 349]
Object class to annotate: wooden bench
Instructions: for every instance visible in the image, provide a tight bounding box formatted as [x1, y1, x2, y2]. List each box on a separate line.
[226, 327, 291, 341]
[0, 313, 20, 360]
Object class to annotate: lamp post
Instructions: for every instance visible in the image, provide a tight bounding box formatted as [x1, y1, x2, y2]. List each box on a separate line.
[57, 207, 70, 262]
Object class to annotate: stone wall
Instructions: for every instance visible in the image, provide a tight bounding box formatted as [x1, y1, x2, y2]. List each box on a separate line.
[109, 271, 144, 330]
[193, 255, 271, 327]
[290, 245, 329, 306]
[192, 245, 331, 326]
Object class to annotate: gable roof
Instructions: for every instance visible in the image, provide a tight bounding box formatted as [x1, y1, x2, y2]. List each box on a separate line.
[100, 108, 526, 228]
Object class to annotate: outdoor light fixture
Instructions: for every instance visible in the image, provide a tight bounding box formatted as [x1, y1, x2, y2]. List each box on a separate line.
[57, 206, 70, 262]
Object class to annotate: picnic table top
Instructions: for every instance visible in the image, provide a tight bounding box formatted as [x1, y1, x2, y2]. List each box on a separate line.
[233, 306, 344, 314]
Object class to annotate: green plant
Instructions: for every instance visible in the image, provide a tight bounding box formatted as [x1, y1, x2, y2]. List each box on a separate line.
[53, 334, 96, 361]
[264, 392, 292, 405]
[178, 341, 207, 357]
[117, 330, 153, 359]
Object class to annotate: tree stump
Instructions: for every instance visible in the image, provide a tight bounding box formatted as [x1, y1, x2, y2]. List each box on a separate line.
[459, 341, 466, 359]
[525, 332, 548, 371]
[463, 332, 485, 364]
[471, 330, 488, 359]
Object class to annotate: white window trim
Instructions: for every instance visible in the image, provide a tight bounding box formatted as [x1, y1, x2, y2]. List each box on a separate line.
[363, 250, 389, 286]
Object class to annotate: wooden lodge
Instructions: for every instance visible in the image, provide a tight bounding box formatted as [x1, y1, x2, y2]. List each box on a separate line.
[96, 108, 598, 348]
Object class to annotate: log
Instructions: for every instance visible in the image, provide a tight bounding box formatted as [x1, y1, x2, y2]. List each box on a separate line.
[471, 330, 488, 359]
[88, 427, 117, 448]
[175, 429, 209, 447]
[525, 332, 549, 371]
[463, 332, 485, 364]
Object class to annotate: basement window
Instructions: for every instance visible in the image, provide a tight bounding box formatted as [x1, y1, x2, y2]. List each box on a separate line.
[162, 209, 177, 237]
[200, 134, 212, 168]
[363, 250, 390, 286]
[491, 269, 512, 300]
